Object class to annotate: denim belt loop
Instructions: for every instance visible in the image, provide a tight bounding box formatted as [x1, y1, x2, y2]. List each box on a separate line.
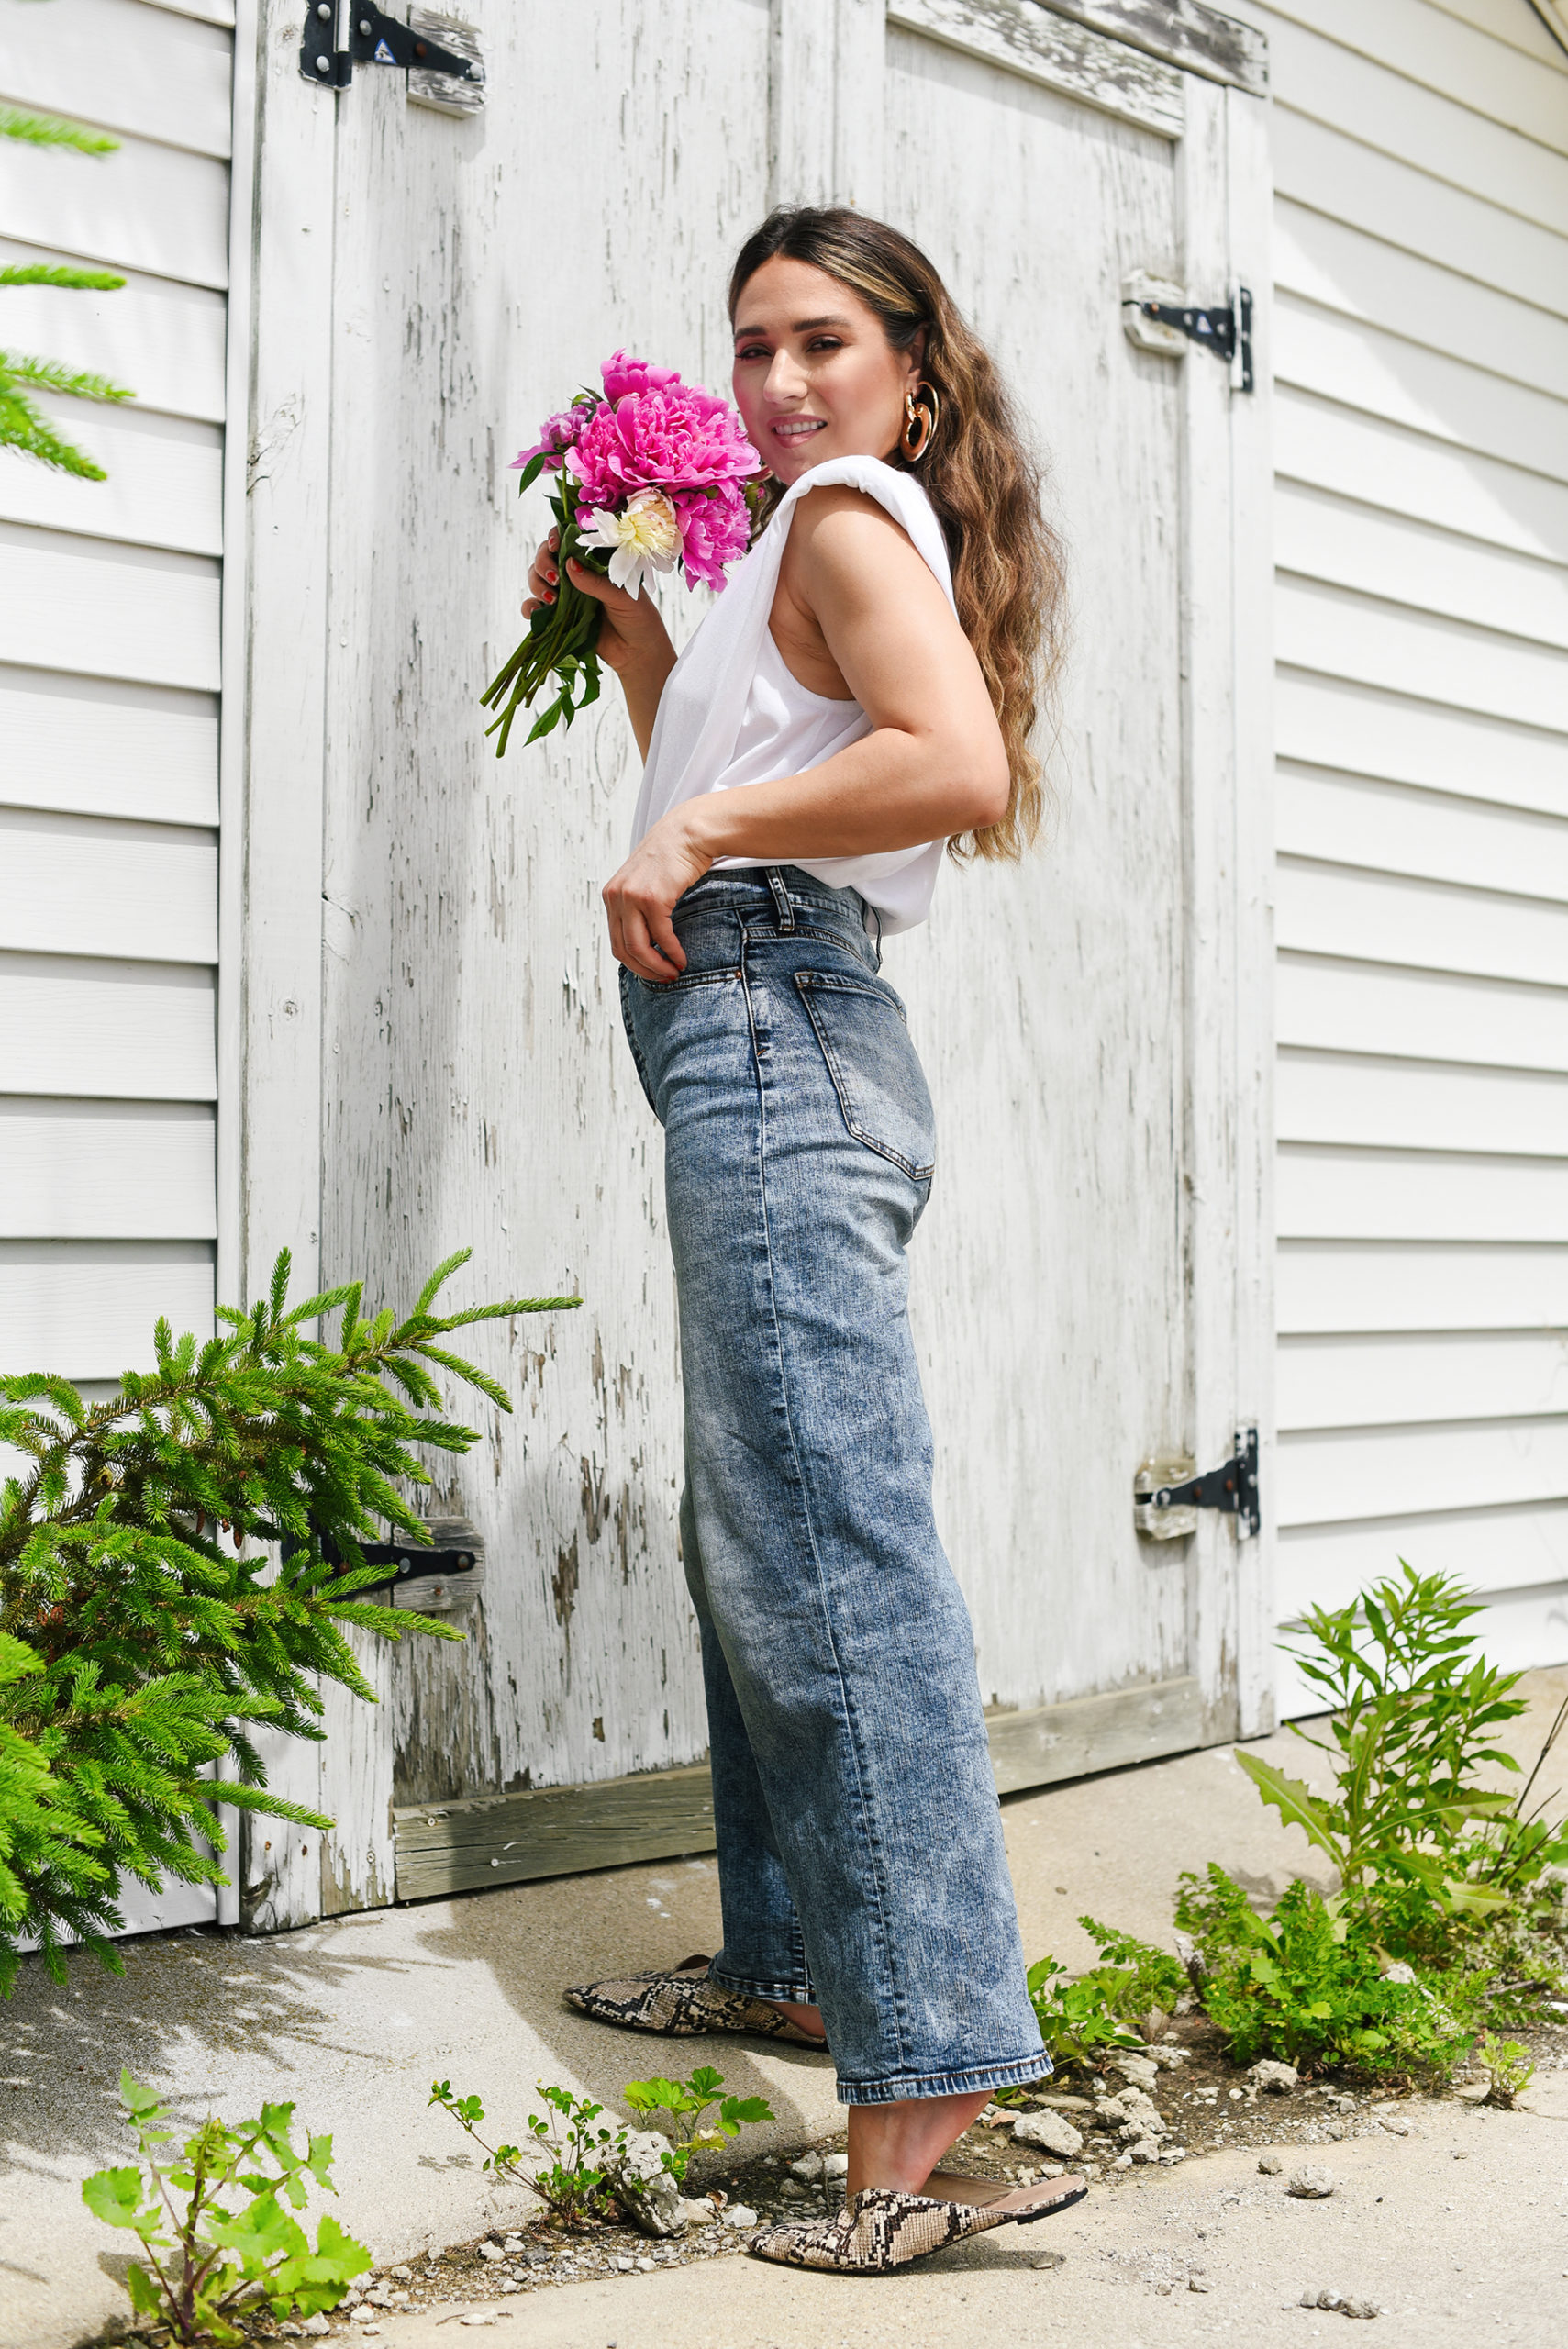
[869, 897, 884, 973]
[765, 866, 796, 932]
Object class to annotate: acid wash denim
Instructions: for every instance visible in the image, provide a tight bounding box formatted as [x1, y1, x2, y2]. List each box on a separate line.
[620, 864, 1048, 2105]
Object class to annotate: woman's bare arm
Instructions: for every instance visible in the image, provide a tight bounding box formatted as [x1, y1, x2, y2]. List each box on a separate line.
[602, 488, 1010, 981]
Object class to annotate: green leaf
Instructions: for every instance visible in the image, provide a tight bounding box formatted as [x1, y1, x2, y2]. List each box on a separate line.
[0, 105, 119, 154]
[81, 2165, 145, 2228]
[1232, 1751, 1345, 1866]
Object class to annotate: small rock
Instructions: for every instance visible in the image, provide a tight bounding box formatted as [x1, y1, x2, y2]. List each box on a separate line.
[1325, 2121, 1345, 2141]
[1382, 1962, 1416, 1985]
[1189, 2275, 1212, 2292]
[1107, 2053, 1161, 2090]
[677, 2199, 716, 2227]
[300, 2322, 329, 2342]
[1374, 2113, 1409, 2137]
[1142, 2007, 1170, 2038]
[1111, 2151, 1133, 2169]
[1013, 2108, 1084, 2158]
[616, 2255, 635, 2271]
[636, 2256, 655, 2272]
[1455, 2080, 1489, 2103]
[1097, 2085, 1167, 2138]
[500, 2240, 523, 2254]
[1251, 2060, 1299, 2095]
[1259, 2153, 1284, 2174]
[1288, 2165, 1337, 2199]
[1158, 2148, 1187, 2165]
[476, 2243, 506, 2263]
[821, 2152, 848, 2178]
[1129, 2141, 1159, 2164]
[1302, 2287, 1380, 2319]
[789, 2152, 823, 2179]
[723, 2204, 759, 2228]
[1140, 2044, 1191, 2071]
[390, 2264, 412, 2279]
[1033, 2248, 1065, 2270]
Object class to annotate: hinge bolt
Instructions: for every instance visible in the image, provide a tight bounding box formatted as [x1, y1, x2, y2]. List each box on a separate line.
[317, 3, 330, 16]
[315, 53, 330, 72]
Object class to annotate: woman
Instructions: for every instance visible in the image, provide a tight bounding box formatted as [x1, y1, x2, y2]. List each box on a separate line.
[532, 208, 1074, 2274]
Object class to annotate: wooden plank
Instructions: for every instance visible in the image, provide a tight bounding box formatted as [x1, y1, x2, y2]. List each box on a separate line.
[1278, 953, 1568, 1075]
[0, 809, 217, 962]
[1276, 769, 1568, 899]
[1276, 578, 1568, 733]
[1276, 672, 1567, 818]
[1277, 1238, 1568, 1333]
[1279, 1504, 1568, 1620]
[887, 0, 1184, 135]
[1274, 295, 1568, 484]
[1235, 0, 1568, 152]
[1275, 387, 1568, 566]
[0, 953, 216, 1098]
[0, 0, 233, 158]
[1036, 0, 1266, 92]
[1279, 1415, 1568, 1527]
[772, 0, 884, 210]
[0, 1098, 215, 1239]
[1279, 1330, 1568, 1431]
[0, 524, 220, 692]
[0, 239, 227, 424]
[1274, 201, 1568, 403]
[0, 666, 217, 826]
[0, 403, 223, 559]
[0, 123, 229, 289]
[390, 1677, 1209, 1898]
[1277, 1141, 1568, 1242]
[1242, 6, 1568, 235]
[1276, 859, 1568, 988]
[1275, 484, 1568, 651]
[1277, 1049, 1568, 1157]
[0, 1238, 213, 1376]
[1272, 102, 1568, 319]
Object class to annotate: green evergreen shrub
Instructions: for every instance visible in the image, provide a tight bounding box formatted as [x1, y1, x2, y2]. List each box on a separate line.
[0, 1250, 577, 1987]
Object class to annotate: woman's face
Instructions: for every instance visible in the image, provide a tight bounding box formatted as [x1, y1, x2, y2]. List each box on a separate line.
[731, 256, 921, 487]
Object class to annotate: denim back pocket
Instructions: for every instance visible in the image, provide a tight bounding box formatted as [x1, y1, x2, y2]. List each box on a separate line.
[794, 971, 936, 1180]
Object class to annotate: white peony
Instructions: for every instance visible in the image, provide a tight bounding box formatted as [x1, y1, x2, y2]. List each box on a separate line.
[578, 489, 681, 598]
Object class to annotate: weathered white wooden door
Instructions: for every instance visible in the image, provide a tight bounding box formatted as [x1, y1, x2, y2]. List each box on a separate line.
[237, 0, 1273, 1928]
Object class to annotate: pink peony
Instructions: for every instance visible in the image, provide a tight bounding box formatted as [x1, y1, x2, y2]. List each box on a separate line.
[672, 481, 754, 593]
[511, 399, 593, 470]
[600, 349, 684, 402]
[567, 379, 761, 518]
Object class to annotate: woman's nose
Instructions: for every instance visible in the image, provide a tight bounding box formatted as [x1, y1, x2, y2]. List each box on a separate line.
[764, 349, 808, 406]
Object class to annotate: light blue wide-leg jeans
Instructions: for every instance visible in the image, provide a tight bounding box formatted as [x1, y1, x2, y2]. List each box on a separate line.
[621, 864, 1047, 2105]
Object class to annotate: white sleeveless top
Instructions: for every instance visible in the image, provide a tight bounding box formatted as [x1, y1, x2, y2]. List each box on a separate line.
[629, 455, 953, 937]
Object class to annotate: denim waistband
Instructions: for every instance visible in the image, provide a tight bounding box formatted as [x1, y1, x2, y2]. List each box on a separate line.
[678, 864, 880, 959]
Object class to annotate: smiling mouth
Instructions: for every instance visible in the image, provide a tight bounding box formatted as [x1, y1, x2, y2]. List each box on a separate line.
[772, 417, 828, 442]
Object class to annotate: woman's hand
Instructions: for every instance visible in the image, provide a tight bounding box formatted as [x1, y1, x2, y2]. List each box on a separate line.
[601, 807, 714, 983]
[522, 531, 674, 680]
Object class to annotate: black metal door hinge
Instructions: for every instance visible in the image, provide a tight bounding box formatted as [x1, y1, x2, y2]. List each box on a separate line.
[1141, 1427, 1260, 1539]
[301, 3, 484, 94]
[1123, 280, 1254, 394]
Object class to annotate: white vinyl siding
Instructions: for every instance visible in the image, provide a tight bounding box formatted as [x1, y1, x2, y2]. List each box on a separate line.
[0, 0, 228, 1383]
[1231, 0, 1568, 1698]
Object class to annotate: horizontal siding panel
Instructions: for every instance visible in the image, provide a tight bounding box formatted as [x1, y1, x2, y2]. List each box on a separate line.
[1278, 1050, 1568, 1155]
[1279, 1330, 1568, 1431]
[1277, 1240, 1568, 1334]
[0, 400, 223, 557]
[0, 1099, 215, 1239]
[0, 1239, 213, 1377]
[1276, 576, 1568, 731]
[1274, 296, 1568, 482]
[1245, 8, 1568, 233]
[0, 0, 232, 158]
[1275, 199, 1568, 397]
[1276, 769, 1568, 897]
[1278, 1142, 1568, 1242]
[0, 809, 217, 962]
[1239, 0, 1568, 153]
[0, 523, 220, 691]
[1275, 483, 1568, 649]
[0, 240, 226, 424]
[1276, 387, 1568, 562]
[1276, 672, 1566, 817]
[1273, 103, 1568, 316]
[0, 123, 228, 289]
[1279, 1505, 1568, 1618]
[1278, 954, 1568, 1075]
[1277, 860, 1568, 986]
[0, 666, 217, 825]
[0, 953, 215, 1097]
[1279, 1416, 1568, 1526]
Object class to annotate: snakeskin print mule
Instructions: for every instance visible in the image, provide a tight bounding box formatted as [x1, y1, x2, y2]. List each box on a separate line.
[563, 1954, 829, 2049]
[749, 2172, 1087, 2272]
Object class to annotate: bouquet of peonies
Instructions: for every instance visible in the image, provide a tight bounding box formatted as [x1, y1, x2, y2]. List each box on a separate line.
[482, 351, 762, 754]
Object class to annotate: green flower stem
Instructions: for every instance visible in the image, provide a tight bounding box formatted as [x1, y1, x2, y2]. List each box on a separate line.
[480, 484, 612, 756]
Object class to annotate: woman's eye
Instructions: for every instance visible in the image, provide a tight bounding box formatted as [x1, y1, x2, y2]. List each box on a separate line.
[807, 338, 843, 352]
[736, 343, 770, 361]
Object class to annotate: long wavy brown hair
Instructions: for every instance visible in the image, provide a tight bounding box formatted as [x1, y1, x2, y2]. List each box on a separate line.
[728, 206, 1063, 862]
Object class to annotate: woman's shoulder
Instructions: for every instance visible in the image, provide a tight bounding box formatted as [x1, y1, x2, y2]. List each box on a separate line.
[781, 457, 951, 595]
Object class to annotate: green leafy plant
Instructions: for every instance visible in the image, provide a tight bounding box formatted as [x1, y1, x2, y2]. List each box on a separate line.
[429, 2078, 628, 2229]
[1236, 1564, 1526, 1920]
[82, 2069, 370, 2344]
[1475, 2030, 1535, 2109]
[1025, 1918, 1184, 2073]
[1, 102, 132, 476]
[622, 2065, 773, 2182]
[0, 1250, 577, 1988]
[1173, 1864, 1474, 2080]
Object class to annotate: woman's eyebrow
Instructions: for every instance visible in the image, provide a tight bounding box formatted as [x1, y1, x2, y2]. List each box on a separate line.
[732, 313, 853, 340]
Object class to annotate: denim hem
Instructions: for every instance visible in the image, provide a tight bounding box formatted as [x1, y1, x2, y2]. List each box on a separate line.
[708, 1961, 817, 2006]
[833, 2052, 1053, 2107]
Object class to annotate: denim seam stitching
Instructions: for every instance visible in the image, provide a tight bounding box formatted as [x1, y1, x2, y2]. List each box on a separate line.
[793, 977, 936, 1182]
[740, 941, 907, 2076]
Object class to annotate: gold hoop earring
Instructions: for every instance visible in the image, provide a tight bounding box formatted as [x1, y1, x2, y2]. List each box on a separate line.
[900, 383, 939, 462]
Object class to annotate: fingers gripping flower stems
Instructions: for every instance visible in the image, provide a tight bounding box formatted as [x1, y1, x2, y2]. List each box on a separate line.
[481, 351, 762, 755]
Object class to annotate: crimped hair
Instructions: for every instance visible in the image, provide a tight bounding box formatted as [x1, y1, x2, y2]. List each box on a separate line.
[728, 206, 1063, 862]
